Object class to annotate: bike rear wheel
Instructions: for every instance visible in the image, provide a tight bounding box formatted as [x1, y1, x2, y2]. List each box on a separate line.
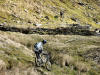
[35, 57, 43, 67]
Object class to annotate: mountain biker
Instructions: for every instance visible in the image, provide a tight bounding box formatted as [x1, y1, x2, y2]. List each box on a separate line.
[34, 40, 47, 59]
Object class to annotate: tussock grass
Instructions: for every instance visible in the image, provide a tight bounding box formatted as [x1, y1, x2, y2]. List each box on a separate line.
[0, 31, 100, 74]
[74, 62, 90, 72]
[0, 0, 100, 74]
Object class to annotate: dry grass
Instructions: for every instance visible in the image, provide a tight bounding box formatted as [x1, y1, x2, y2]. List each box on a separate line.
[74, 62, 90, 72]
[56, 54, 90, 72]
[58, 54, 75, 67]
[0, 0, 100, 29]
[0, 0, 100, 74]
[4, 67, 39, 75]
[0, 31, 100, 74]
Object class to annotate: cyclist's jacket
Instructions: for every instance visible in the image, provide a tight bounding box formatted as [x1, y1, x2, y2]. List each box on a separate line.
[34, 42, 43, 52]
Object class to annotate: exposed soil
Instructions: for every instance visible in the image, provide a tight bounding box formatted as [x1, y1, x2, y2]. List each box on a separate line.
[0, 25, 95, 35]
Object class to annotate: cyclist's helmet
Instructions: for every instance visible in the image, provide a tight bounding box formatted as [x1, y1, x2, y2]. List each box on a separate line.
[42, 40, 47, 44]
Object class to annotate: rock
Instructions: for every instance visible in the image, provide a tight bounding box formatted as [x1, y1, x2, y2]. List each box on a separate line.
[69, 24, 80, 27]
[83, 24, 92, 30]
[78, 2, 85, 6]
[70, 24, 92, 30]
[88, 6, 94, 10]
[28, 20, 32, 24]
[17, 21, 20, 23]
[3, 22, 7, 25]
[11, 13, 19, 18]
[95, 29, 100, 35]
[96, 22, 100, 25]
[44, 16, 49, 20]
[0, 22, 6, 26]
[60, 0, 66, 3]
[0, 23, 4, 26]
[33, 23, 42, 27]
[93, 18, 98, 23]
[24, 9, 28, 13]
[71, 17, 78, 22]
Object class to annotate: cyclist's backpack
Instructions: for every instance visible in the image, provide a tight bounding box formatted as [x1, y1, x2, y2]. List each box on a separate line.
[34, 43, 37, 48]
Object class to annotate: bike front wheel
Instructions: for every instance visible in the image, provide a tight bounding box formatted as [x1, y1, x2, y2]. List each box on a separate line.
[45, 61, 52, 71]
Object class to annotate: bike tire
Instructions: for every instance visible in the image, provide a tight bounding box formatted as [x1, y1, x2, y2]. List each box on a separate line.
[45, 60, 52, 71]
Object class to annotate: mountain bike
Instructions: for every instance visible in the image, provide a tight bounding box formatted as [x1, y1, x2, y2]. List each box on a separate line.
[35, 51, 51, 71]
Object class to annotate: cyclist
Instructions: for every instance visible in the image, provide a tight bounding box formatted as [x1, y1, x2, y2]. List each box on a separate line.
[34, 40, 47, 59]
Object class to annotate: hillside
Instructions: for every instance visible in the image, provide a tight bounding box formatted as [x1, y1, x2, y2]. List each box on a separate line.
[0, 0, 100, 75]
[0, 0, 100, 28]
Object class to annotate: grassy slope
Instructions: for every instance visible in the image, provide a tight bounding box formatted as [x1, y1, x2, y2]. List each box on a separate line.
[0, 0, 100, 75]
[0, 31, 100, 75]
[0, 0, 100, 28]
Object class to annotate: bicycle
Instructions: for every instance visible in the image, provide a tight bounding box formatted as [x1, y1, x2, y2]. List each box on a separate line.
[35, 51, 52, 71]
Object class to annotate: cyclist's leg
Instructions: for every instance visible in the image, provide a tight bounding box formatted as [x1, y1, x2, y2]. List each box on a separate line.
[35, 51, 40, 59]
[35, 51, 42, 66]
